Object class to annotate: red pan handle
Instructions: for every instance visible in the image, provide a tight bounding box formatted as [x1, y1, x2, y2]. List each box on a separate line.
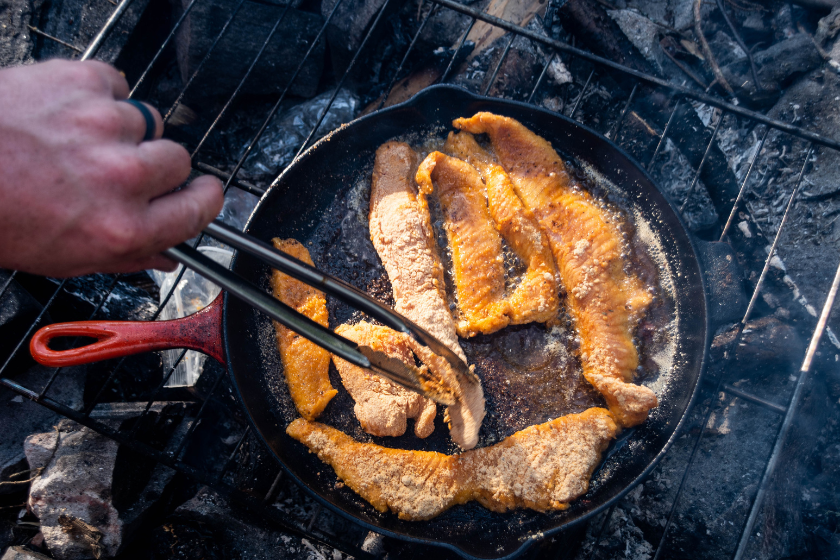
[30, 293, 226, 367]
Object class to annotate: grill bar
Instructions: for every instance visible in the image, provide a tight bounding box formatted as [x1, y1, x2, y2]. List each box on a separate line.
[679, 110, 723, 213]
[376, 2, 437, 112]
[482, 34, 515, 97]
[719, 126, 770, 241]
[440, 17, 476, 84]
[741, 145, 813, 325]
[129, 0, 201, 98]
[734, 255, 840, 559]
[526, 52, 554, 104]
[568, 69, 594, 120]
[648, 97, 681, 169]
[606, 83, 638, 140]
[80, 0, 136, 61]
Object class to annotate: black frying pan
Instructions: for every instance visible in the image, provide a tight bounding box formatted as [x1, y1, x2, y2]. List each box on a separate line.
[33, 85, 709, 559]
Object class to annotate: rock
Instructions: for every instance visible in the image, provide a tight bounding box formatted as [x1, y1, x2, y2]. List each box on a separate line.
[0, 547, 52, 560]
[25, 420, 121, 559]
[0, 364, 84, 496]
[172, 0, 325, 100]
[22, 402, 191, 559]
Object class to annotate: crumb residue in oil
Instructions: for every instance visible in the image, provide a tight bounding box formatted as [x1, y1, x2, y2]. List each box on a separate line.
[266, 133, 675, 455]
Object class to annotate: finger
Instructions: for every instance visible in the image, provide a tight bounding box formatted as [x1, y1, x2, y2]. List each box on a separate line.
[115, 100, 164, 143]
[142, 175, 224, 253]
[79, 60, 130, 99]
[132, 139, 192, 198]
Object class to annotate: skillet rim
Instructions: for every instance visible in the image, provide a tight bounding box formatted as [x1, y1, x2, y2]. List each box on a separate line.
[224, 84, 710, 559]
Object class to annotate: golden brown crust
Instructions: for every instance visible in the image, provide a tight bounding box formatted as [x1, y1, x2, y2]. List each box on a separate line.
[453, 113, 657, 427]
[370, 142, 485, 450]
[287, 408, 619, 520]
[444, 131, 560, 326]
[333, 322, 437, 439]
[270, 238, 337, 421]
[416, 151, 510, 337]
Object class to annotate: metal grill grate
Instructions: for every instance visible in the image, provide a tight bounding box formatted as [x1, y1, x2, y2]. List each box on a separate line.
[2, 0, 839, 558]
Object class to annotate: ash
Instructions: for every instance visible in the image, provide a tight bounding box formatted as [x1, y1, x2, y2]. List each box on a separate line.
[2, 0, 840, 559]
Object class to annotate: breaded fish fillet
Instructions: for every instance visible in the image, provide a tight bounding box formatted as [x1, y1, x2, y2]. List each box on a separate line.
[444, 132, 559, 325]
[333, 322, 437, 439]
[453, 113, 657, 427]
[369, 142, 485, 449]
[416, 151, 510, 337]
[287, 407, 618, 520]
[270, 238, 337, 420]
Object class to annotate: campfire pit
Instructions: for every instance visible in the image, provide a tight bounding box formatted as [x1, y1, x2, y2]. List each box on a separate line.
[2, 0, 840, 558]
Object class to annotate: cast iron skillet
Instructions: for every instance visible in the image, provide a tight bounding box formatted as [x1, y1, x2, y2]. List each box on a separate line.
[31, 85, 708, 559]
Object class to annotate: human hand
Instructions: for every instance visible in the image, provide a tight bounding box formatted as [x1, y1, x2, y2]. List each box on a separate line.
[0, 59, 224, 277]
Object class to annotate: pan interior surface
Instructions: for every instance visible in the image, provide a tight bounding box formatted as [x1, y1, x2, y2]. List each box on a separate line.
[224, 86, 707, 559]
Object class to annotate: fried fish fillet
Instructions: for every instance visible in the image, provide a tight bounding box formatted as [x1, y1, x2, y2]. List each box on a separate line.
[287, 407, 618, 520]
[444, 131, 559, 325]
[270, 238, 337, 421]
[453, 113, 657, 427]
[333, 322, 437, 439]
[369, 142, 485, 449]
[416, 151, 510, 337]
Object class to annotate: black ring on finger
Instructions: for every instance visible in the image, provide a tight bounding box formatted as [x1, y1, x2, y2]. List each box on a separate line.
[120, 99, 156, 142]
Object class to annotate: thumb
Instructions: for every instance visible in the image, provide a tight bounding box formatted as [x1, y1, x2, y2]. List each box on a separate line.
[143, 175, 224, 253]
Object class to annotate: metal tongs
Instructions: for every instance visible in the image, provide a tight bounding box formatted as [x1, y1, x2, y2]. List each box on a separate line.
[161, 220, 477, 406]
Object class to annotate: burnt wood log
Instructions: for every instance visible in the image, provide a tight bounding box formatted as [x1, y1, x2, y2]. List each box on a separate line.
[556, 0, 655, 77]
[172, 0, 325, 99]
[321, 0, 392, 81]
[557, 0, 743, 229]
[722, 33, 823, 108]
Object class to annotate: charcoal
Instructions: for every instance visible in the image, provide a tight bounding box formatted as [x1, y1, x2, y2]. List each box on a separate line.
[558, 0, 657, 77]
[0, 547, 52, 560]
[0, 364, 84, 496]
[815, 5, 840, 44]
[607, 8, 668, 73]
[721, 33, 823, 106]
[322, 0, 389, 80]
[0, 0, 45, 67]
[791, 0, 840, 12]
[147, 487, 338, 559]
[0, 271, 47, 375]
[172, 0, 325, 100]
[418, 2, 475, 49]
